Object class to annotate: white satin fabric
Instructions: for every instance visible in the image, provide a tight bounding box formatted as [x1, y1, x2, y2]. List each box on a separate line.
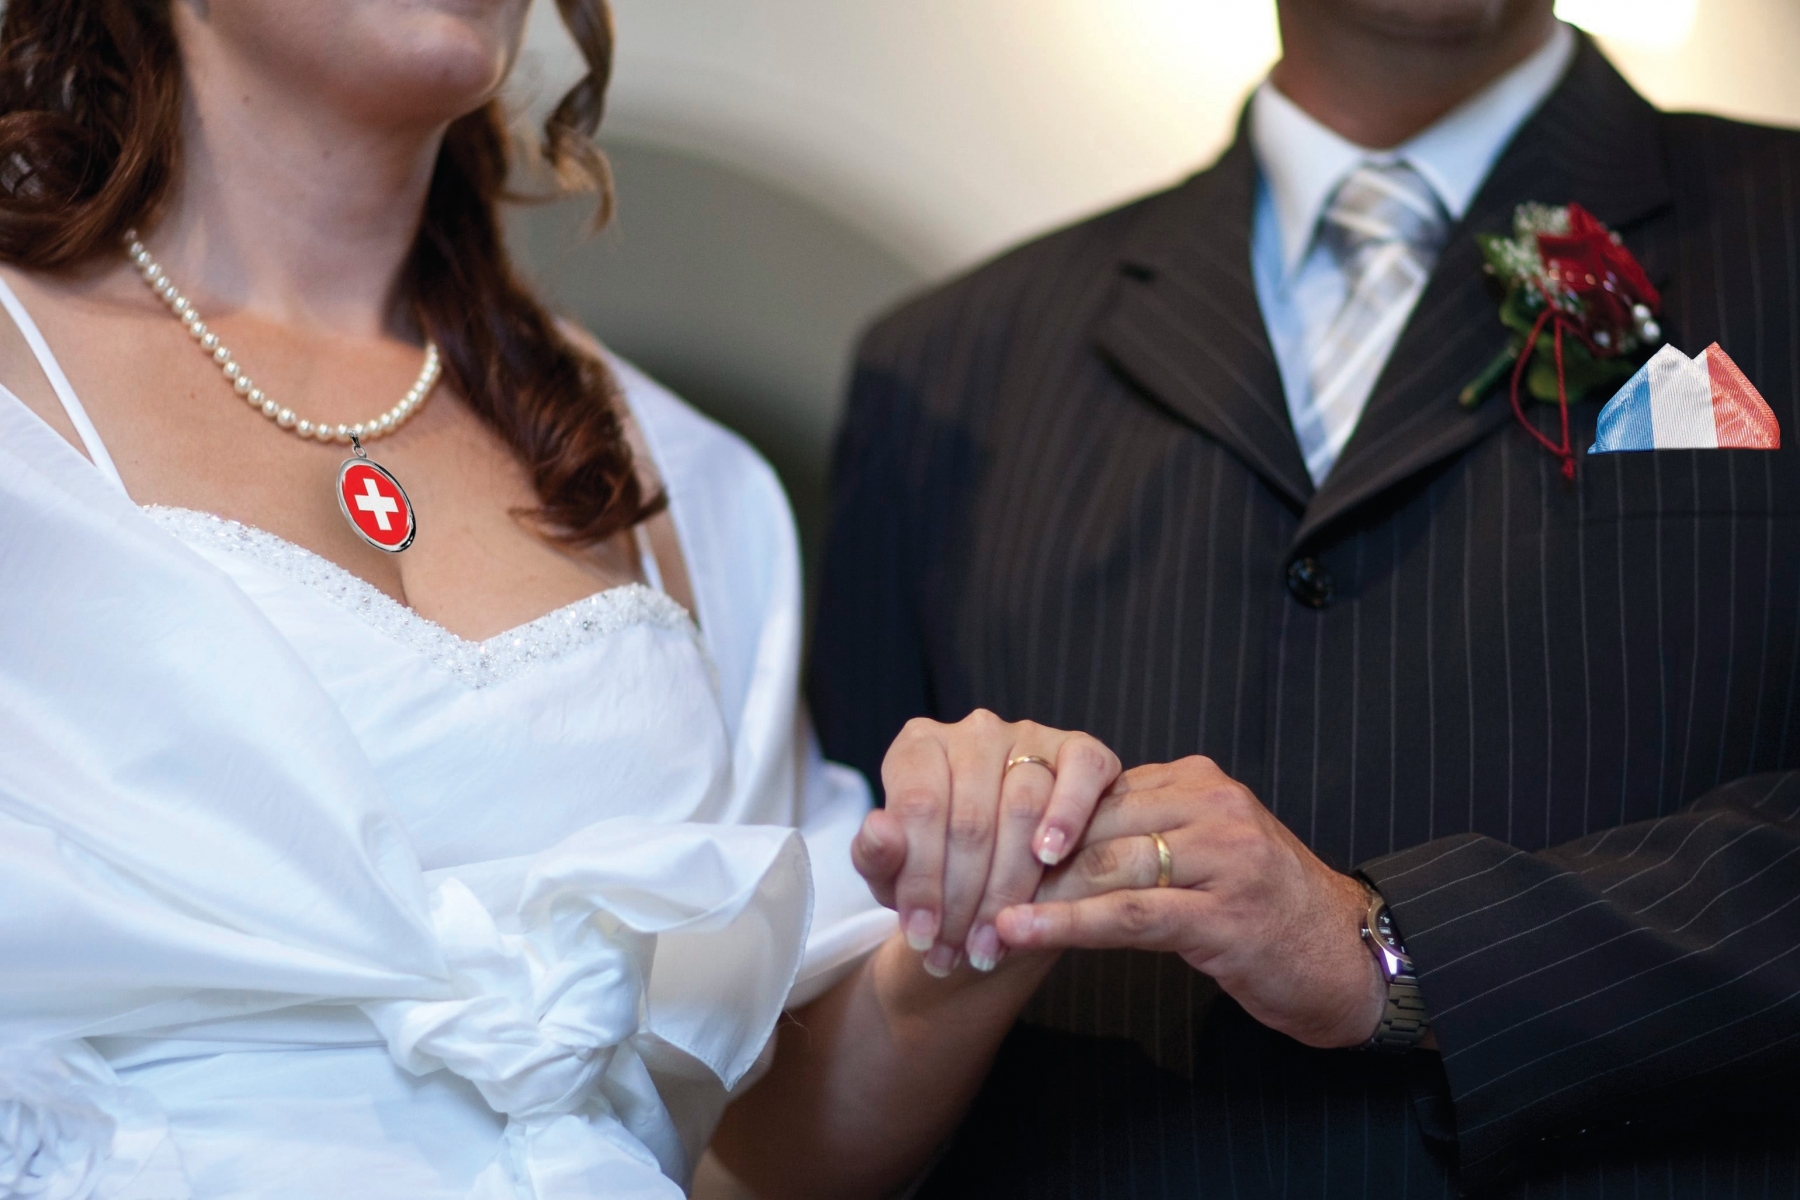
[0, 318, 894, 1200]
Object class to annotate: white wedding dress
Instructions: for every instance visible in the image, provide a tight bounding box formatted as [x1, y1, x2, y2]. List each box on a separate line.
[0, 278, 895, 1200]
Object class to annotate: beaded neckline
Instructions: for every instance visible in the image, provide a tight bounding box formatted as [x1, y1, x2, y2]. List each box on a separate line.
[142, 505, 697, 690]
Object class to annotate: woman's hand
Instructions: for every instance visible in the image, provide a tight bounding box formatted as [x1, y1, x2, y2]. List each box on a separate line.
[719, 721, 1119, 1200]
[852, 711, 1121, 976]
[995, 756, 1386, 1049]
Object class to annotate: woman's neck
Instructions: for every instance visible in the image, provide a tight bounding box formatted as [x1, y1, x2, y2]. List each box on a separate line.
[144, 25, 447, 341]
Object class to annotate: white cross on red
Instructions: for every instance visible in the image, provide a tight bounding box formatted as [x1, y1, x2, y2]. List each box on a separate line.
[355, 475, 399, 531]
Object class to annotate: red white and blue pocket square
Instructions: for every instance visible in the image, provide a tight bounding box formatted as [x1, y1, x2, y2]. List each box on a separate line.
[1590, 342, 1781, 452]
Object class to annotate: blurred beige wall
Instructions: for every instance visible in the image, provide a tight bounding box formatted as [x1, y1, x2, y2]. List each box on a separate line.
[517, 0, 1800, 278]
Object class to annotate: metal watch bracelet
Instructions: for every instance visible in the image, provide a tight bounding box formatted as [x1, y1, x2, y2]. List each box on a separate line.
[1358, 883, 1433, 1051]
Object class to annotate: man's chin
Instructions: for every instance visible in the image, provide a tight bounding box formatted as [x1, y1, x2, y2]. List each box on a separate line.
[1326, 0, 1523, 44]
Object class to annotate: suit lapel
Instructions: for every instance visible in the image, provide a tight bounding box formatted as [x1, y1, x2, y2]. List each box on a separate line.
[1292, 37, 1673, 549]
[1093, 133, 1314, 511]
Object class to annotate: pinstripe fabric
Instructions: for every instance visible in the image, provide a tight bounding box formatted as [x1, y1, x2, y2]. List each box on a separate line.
[810, 38, 1800, 1199]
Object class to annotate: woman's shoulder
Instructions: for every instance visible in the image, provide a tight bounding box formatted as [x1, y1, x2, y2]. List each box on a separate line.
[605, 351, 786, 512]
[555, 318, 786, 516]
[594, 347, 803, 722]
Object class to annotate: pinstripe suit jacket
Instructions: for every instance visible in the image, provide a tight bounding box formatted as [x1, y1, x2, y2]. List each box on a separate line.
[810, 38, 1800, 1199]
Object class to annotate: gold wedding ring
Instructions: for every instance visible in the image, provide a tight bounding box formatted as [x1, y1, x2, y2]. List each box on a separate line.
[1005, 754, 1055, 777]
[1148, 831, 1174, 888]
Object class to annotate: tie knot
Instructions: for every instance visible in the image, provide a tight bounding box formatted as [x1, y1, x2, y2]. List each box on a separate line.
[1321, 162, 1448, 263]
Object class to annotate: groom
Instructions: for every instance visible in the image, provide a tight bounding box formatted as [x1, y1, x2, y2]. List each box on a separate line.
[811, 0, 1800, 1194]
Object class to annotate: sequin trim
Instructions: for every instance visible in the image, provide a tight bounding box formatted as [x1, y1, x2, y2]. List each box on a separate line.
[143, 505, 698, 689]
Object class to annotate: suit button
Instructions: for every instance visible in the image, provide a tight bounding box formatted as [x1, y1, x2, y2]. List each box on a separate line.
[1286, 556, 1335, 608]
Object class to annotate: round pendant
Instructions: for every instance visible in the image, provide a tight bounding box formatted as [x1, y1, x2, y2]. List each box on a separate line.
[337, 449, 416, 553]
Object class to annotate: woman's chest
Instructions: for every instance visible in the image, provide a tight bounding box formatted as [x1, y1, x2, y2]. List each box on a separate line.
[0, 276, 645, 640]
[154, 507, 733, 870]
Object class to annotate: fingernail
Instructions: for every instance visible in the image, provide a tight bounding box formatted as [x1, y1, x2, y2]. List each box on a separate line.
[967, 925, 1004, 972]
[922, 943, 960, 977]
[903, 909, 938, 953]
[1035, 827, 1067, 866]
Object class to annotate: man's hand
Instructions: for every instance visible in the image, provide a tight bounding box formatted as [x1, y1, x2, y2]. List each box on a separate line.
[852, 711, 1122, 977]
[994, 756, 1387, 1049]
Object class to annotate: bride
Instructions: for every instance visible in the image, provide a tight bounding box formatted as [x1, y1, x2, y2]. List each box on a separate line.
[0, 1, 1139, 1197]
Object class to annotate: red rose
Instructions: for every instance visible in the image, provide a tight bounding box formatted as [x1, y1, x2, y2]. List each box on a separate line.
[1535, 203, 1660, 357]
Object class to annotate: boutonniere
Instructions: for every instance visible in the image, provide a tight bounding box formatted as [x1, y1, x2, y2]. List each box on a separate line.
[1460, 202, 1662, 478]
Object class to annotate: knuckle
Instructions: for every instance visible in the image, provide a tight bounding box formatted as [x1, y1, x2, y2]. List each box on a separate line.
[1213, 812, 1258, 846]
[1084, 840, 1122, 880]
[897, 881, 940, 909]
[1063, 739, 1111, 776]
[986, 881, 1044, 910]
[1084, 732, 1122, 767]
[947, 809, 996, 848]
[1208, 779, 1257, 818]
[899, 716, 944, 740]
[887, 786, 942, 824]
[965, 707, 1005, 735]
[982, 871, 1038, 909]
[1176, 754, 1219, 782]
[1001, 787, 1047, 823]
[987, 886, 1034, 912]
[1115, 894, 1161, 939]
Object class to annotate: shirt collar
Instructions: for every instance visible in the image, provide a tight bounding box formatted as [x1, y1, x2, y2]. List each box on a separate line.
[1250, 21, 1576, 281]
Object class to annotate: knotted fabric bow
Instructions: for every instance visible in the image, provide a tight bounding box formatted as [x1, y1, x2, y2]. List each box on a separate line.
[363, 824, 811, 1199]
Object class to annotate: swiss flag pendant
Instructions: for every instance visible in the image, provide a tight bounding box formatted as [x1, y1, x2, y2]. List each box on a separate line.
[336, 437, 416, 553]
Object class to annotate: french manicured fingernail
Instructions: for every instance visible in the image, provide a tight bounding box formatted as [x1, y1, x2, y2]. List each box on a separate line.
[967, 925, 1004, 972]
[1035, 827, 1067, 865]
[922, 944, 960, 977]
[903, 909, 939, 953]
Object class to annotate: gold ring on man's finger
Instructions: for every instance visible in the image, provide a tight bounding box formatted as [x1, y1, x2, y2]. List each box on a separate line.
[1148, 831, 1174, 888]
[1005, 754, 1055, 777]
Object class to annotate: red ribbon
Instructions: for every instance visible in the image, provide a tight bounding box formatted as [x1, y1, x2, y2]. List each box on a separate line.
[1509, 306, 1577, 481]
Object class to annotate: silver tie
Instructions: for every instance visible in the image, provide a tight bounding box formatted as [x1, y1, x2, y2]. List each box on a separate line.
[1300, 162, 1449, 482]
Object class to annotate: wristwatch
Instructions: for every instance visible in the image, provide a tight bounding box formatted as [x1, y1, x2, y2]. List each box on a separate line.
[1358, 882, 1432, 1051]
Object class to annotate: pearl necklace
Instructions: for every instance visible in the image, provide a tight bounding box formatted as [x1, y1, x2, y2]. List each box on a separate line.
[125, 230, 429, 553]
[123, 230, 440, 446]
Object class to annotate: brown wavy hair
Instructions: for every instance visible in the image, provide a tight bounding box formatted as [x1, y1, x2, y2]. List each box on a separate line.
[0, 0, 659, 547]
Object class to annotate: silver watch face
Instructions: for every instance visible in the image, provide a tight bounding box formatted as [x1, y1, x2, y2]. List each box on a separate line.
[1375, 908, 1400, 949]
[1365, 898, 1413, 979]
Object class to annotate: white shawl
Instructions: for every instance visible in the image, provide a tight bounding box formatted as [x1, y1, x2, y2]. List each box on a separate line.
[0, 358, 892, 1199]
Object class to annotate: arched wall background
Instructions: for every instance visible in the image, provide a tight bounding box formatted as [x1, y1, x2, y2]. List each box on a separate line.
[506, 0, 1800, 582]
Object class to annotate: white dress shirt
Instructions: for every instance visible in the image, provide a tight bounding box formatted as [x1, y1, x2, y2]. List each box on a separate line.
[1249, 22, 1576, 484]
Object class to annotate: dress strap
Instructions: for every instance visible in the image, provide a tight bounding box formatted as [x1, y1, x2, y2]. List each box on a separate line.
[632, 523, 666, 594]
[0, 273, 127, 493]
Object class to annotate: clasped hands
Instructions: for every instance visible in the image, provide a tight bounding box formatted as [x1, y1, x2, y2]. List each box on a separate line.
[852, 712, 1387, 1049]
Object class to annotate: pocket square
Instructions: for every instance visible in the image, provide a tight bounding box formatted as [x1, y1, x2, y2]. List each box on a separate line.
[1590, 342, 1781, 452]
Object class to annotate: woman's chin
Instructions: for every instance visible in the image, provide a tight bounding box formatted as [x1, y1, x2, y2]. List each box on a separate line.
[186, 0, 526, 133]
[332, 15, 520, 125]
[343, 59, 512, 129]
